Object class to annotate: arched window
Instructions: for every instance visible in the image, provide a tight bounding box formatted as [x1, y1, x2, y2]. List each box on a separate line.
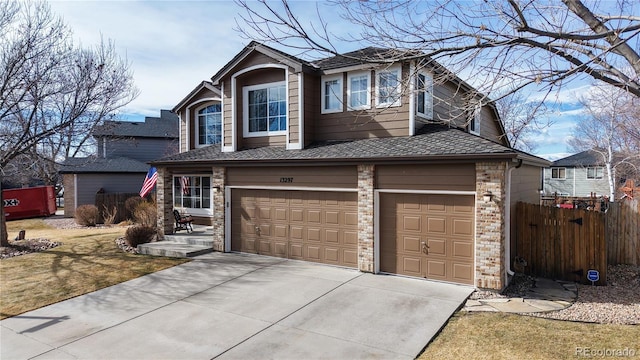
[197, 104, 221, 145]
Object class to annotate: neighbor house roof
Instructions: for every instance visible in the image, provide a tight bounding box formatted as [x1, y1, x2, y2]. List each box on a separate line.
[551, 150, 606, 167]
[152, 125, 547, 167]
[59, 157, 150, 174]
[93, 111, 179, 139]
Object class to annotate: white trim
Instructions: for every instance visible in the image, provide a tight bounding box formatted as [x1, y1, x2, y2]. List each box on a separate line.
[224, 185, 231, 252]
[177, 114, 183, 152]
[347, 70, 371, 111]
[375, 64, 402, 108]
[220, 81, 225, 152]
[408, 62, 415, 136]
[191, 99, 222, 149]
[373, 189, 477, 288]
[469, 103, 481, 135]
[320, 74, 343, 114]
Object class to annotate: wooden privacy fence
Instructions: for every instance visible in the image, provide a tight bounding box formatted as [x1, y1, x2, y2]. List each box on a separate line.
[607, 199, 639, 266]
[514, 202, 607, 285]
[95, 192, 140, 224]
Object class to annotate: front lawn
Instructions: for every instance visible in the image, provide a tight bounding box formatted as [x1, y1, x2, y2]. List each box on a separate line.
[419, 312, 639, 360]
[0, 219, 188, 319]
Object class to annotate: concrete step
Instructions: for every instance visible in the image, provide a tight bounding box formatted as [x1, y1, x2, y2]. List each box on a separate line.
[137, 241, 214, 258]
[164, 235, 214, 247]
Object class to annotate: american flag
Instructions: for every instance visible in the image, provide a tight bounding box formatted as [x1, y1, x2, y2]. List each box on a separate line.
[139, 167, 158, 198]
[181, 176, 191, 195]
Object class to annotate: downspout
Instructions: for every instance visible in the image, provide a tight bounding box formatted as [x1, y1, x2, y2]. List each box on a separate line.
[505, 158, 523, 277]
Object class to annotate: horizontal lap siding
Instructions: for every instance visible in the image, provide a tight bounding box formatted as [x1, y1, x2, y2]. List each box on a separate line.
[227, 166, 357, 189]
[288, 71, 299, 144]
[223, 83, 233, 148]
[376, 164, 475, 191]
[304, 74, 318, 145]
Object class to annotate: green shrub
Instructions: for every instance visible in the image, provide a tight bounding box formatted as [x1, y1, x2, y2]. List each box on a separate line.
[133, 200, 157, 227]
[74, 205, 99, 226]
[125, 225, 156, 247]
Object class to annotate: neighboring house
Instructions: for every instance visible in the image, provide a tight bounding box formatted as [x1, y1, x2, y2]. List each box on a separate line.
[60, 110, 179, 217]
[543, 150, 611, 198]
[151, 42, 549, 290]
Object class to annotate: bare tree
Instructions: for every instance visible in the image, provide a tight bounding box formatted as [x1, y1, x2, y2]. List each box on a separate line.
[569, 84, 640, 200]
[0, 1, 138, 245]
[235, 0, 640, 100]
[495, 90, 551, 152]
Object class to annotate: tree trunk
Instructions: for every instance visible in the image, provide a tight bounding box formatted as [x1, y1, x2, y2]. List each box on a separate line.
[1, 177, 9, 246]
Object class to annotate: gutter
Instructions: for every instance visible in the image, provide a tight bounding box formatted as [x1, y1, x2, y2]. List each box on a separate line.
[504, 158, 523, 278]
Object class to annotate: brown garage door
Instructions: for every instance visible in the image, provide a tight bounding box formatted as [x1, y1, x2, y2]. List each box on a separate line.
[232, 189, 358, 268]
[380, 193, 475, 285]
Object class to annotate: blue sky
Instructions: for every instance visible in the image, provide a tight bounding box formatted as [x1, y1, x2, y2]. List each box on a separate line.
[46, 0, 590, 161]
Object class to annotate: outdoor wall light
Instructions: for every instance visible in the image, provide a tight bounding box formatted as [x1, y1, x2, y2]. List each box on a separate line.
[483, 190, 493, 202]
[212, 186, 221, 193]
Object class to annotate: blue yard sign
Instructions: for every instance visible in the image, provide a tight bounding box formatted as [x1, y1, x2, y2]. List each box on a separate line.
[587, 269, 599, 285]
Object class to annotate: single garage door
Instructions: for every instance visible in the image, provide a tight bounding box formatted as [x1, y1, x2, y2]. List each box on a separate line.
[232, 189, 358, 268]
[380, 193, 475, 285]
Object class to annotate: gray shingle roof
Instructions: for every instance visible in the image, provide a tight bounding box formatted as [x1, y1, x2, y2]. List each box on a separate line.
[93, 110, 178, 139]
[59, 157, 150, 174]
[552, 150, 605, 167]
[152, 125, 516, 165]
[313, 47, 420, 70]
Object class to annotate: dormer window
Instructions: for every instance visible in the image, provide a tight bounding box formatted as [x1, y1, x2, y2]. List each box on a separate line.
[197, 104, 222, 146]
[347, 71, 371, 110]
[321, 75, 343, 114]
[376, 65, 401, 107]
[415, 71, 433, 119]
[243, 81, 287, 137]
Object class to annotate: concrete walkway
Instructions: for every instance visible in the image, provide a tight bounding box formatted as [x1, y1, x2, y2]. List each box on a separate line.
[1, 252, 473, 360]
[464, 278, 578, 313]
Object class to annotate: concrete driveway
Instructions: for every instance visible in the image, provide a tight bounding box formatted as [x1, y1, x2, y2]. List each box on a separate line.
[1, 252, 473, 360]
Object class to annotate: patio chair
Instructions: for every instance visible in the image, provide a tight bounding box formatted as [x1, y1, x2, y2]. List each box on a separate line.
[173, 209, 193, 233]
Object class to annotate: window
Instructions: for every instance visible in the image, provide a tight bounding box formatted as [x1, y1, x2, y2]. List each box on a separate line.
[173, 176, 211, 209]
[347, 71, 371, 110]
[243, 81, 287, 136]
[551, 167, 566, 179]
[321, 75, 343, 113]
[376, 66, 401, 107]
[197, 104, 221, 146]
[587, 167, 604, 179]
[469, 104, 481, 135]
[415, 71, 433, 119]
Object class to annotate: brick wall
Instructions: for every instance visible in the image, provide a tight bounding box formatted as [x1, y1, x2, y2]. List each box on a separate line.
[358, 164, 375, 272]
[156, 167, 174, 239]
[475, 161, 507, 290]
[211, 166, 225, 251]
[62, 174, 75, 217]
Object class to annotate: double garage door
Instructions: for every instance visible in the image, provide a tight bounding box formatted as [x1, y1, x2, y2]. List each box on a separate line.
[231, 189, 359, 268]
[231, 189, 475, 285]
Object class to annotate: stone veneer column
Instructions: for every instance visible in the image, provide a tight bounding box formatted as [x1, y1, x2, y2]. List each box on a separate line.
[475, 161, 507, 290]
[156, 166, 173, 239]
[211, 166, 226, 251]
[357, 164, 375, 272]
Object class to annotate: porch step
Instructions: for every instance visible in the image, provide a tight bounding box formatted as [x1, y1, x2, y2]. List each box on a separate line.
[164, 234, 214, 247]
[137, 241, 214, 258]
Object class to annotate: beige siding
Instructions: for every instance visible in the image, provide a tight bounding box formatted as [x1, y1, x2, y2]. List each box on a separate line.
[479, 106, 506, 145]
[511, 164, 542, 205]
[376, 164, 476, 191]
[223, 81, 233, 148]
[288, 70, 299, 144]
[227, 166, 358, 189]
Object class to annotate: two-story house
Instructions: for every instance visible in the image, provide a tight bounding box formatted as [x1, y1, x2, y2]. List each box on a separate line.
[60, 110, 179, 217]
[151, 42, 549, 290]
[543, 150, 611, 198]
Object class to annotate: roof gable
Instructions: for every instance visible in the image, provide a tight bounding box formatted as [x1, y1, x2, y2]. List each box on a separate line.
[173, 81, 221, 113]
[552, 150, 605, 167]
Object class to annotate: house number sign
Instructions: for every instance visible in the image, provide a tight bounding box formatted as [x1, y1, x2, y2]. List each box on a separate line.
[279, 177, 293, 183]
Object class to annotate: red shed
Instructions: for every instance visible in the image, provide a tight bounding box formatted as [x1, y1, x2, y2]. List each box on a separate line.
[3, 186, 57, 221]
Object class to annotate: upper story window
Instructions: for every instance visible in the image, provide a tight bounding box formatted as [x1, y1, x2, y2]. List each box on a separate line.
[469, 104, 481, 135]
[551, 167, 566, 179]
[376, 65, 401, 107]
[243, 81, 287, 137]
[415, 71, 433, 119]
[347, 71, 371, 110]
[197, 104, 222, 146]
[586, 166, 604, 179]
[321, 75, 343, 114]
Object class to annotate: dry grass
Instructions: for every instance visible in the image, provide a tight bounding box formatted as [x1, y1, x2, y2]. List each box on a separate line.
[1, 219, 188, 320]
[419, 312, 640, 360]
